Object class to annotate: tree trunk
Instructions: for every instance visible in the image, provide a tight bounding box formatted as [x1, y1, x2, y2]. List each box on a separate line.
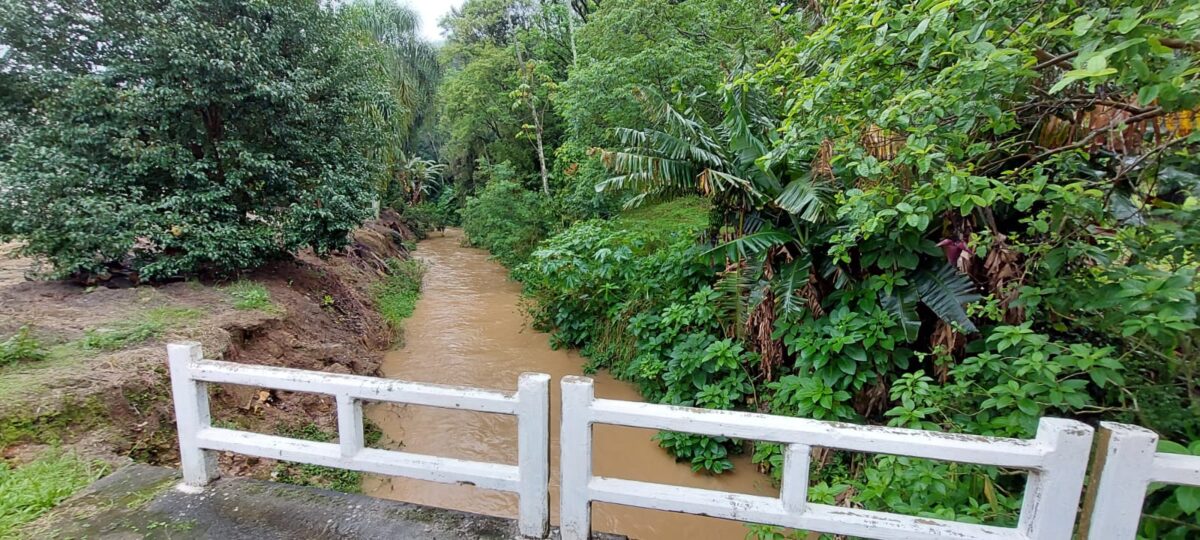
[533, 116, 549, 195]
[566, 0, 578, 68]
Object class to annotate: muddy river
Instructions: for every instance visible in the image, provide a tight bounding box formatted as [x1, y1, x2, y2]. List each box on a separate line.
[363, 229, 779, 539]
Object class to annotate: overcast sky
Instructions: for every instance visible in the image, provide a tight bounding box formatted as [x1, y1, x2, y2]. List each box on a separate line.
[408, 0, 464, 42]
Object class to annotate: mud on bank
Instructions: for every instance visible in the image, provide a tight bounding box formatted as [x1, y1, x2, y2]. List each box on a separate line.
[0, 210, 419, 481]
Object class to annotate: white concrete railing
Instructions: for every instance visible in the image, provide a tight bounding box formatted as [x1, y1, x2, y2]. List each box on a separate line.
[559, 376, 1094, 540]
[170, 344, 1200, 539]
[1080, 422, 1200, 539]
[166, 342, 551, 538]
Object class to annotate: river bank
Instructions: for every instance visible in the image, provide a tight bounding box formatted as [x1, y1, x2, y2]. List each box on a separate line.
[0, 211, 418, 513]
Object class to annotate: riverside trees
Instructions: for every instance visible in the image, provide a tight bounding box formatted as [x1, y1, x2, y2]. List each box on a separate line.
[0, 0, 439, 280]
[451, 0, 1200, 535]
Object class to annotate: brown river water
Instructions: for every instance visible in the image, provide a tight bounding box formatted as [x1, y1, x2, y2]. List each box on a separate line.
[363, 229, 779, 539]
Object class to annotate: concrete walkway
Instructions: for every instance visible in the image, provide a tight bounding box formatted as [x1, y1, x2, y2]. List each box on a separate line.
[28, 465, 614, 539]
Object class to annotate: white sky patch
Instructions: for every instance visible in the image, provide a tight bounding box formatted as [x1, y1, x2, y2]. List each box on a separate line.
[407, 0, 464, 43]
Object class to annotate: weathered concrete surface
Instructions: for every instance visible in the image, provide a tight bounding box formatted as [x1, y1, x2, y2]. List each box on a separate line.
[26, 465, 621, 539]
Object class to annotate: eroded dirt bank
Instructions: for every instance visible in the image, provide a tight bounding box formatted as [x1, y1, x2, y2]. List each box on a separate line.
[364, 229, 779, 540]
[0, 210, 417, 477]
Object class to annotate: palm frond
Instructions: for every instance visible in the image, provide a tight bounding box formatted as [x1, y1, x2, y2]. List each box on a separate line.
[702, 230, 794, 263]
[773, 258, 814, 317]
[881, 287, 922, 341]
[714, 267, 756, 340]
[596, 150, 696, 192]
[775, 176, 834, 222]
[704, 169, 765, 200]
[613, 128, 725, 169]
[915, 264, 981, 334]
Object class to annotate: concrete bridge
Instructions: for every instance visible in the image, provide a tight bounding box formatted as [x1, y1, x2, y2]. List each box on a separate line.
[29, 463, 624, 539]
[29, 342, 1200, 539]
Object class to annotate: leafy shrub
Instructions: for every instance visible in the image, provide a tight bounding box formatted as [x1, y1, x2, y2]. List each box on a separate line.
[0, 0, 382, 280]
[0, 327, 47, 365]
[550, 141, 624, 222]
[461, 180, 556, 267]
[435, 186, 461, 227]
[517, 203, 758, 471]
[398, 192, 460, 238]
[373, 259, 426, 327]
[0, 451, 108, 536]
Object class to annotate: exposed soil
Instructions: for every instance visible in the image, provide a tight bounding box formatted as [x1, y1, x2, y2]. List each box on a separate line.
[0, 211, 418, 479]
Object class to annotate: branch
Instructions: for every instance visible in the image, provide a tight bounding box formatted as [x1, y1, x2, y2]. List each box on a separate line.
[1160, 38, 1200, 51]
[1033, 38, 1199, 71]
[1021, 106, 1166, 166]
[1033, 49, 1078, 70]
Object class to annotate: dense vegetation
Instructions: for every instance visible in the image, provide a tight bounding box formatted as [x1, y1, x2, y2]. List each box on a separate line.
[445, 0, 1200, 535]
[3, 0, 1200, 536]
[0, 0, 444, 280]
[0, 0, 442, 526]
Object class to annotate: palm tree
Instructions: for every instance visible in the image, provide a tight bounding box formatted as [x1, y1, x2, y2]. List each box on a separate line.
[343, 0, 441, 200]
[400, 155, 446, 205]
[596, 78, 979, 343]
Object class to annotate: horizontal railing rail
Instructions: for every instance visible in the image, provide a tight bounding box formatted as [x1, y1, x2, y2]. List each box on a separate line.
[166, 342, 550, 538]
[1080, 422, 1200, 539]
[169, 345, 1200, 539]
[559, 376, 1094, 540]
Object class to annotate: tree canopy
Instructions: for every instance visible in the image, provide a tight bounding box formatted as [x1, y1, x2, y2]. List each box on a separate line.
[0, 0, 439, 280]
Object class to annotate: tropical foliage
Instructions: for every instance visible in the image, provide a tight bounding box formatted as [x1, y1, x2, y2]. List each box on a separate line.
[442, 0, 1200, 535]
[4, 0, 1200, 535]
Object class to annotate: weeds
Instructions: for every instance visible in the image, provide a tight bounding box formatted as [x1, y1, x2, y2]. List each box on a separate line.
[81, 307, 203, 351]
[373, 258, 426, 327]
[0, 451, 108, 536]
[225, 281, 279, 312]
[273, 423, 362, 493]
[364, 419, 384, 447]
[0, 327, 48, 365]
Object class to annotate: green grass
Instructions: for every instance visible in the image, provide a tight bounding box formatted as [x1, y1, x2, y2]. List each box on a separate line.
[0, 451, 108, 536]
[0, 327, 48, 366]
[81, 307, 203, 351]
[273, 423, 362, 493]
[373, 259, 426, 327]
[615, 196, 711, 235]
[225, 281, 279, 312]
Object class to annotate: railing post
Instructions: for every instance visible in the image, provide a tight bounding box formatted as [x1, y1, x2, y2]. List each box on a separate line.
[167, 342, 219, 486]
[1017, 418, 1093, 540]
[1079, 422, 1158, 540]
[517, 372, 551, 538]
[336, 394, 364, 458]
[560, 376, 595, 540]
[780, 443, 811, 513]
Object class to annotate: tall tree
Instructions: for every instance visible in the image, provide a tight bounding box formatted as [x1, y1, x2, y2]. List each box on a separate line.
[0, 0, 385, 279]
[343, 0, 442, 203]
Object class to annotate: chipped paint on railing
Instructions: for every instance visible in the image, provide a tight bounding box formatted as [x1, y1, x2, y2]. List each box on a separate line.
[1080, 422, 1200, 539]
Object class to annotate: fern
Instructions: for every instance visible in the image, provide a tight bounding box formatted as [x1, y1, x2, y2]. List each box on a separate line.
[714, 268, 755, 339]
